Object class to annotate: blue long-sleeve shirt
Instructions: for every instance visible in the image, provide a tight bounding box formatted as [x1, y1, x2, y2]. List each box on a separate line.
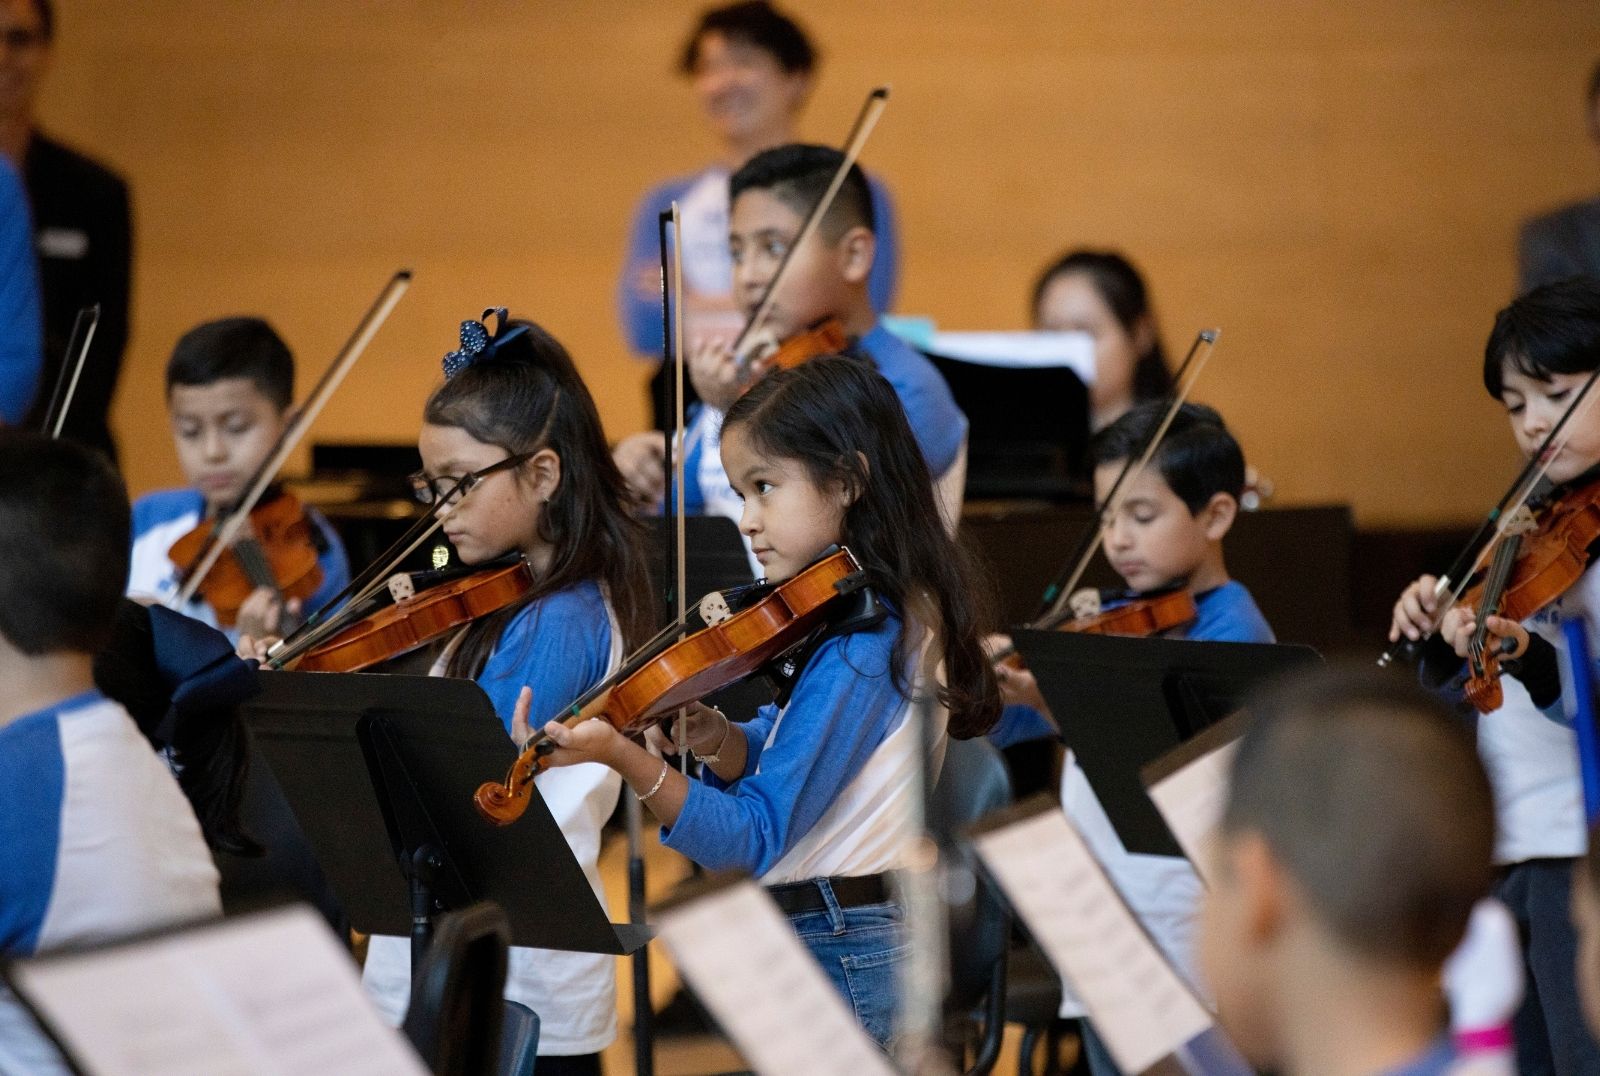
[617, 166, 899, 359]
[662, 610, 910, 876]
[475, 580, 614, 735]
[0, 156, 42, 424]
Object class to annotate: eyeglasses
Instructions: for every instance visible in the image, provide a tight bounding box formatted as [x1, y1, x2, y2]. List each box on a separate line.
[409, 450, 537, 508]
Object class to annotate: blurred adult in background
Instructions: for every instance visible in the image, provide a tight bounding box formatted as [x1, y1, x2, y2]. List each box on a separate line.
[0, 0, 131, 460]
[616, 0, 898, 427]
[1519, 60, 1600, 294]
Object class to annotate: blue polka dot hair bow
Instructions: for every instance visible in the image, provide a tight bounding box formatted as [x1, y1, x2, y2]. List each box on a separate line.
[442, 306, 530, 378]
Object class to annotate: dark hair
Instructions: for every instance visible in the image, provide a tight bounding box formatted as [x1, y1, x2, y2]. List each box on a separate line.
[1032, 250, 1173, 402]
[1222, 667, 1495, 966]
[730, 143, 875, 240]
[32, 0, 52, 42]
[1483, 276, 1600, 397]
[1588, 58, 1600, 108]
[679, 1, 815, 77]
[722, 357, 1000, 738]
[166, 317, 295, 411]
[1088, 400, 1245, 514]
[93, 601, 259, 855]
[424, 318, 653, 679]
[0, 431, 128, 654]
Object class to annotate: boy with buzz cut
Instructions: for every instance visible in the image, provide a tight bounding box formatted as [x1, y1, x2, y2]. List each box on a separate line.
[1200, 668, 1496, 1076]
[0, 431, 221, 1076]
[988, 399, 1272, 1076]
[612, 142, 967, 532]
[126, 316, 350, 642]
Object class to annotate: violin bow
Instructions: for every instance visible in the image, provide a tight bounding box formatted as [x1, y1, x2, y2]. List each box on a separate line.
[1033, 328, 1222, 626]
[731, 86, 890, 369]
[40, 304, 100, 439]
[174, 270, 411, 609]
[1379, 357, 1600, 666]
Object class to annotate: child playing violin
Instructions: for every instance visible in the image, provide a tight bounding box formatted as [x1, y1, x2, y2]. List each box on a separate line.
[612, 143, 967, 530]
[126, 317, 350, 642]
[541, 357, 1000, 1048]
[991, 399, 1271, 1076]
[357, 311, 653, 1076]
[1390, 277, 1600, 1074]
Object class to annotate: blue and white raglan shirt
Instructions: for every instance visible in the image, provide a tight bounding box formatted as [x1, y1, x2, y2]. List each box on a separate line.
[363, 580, 625, 1057]
[1039, 581, 1274, 1018]
[0, 690, 221, 1075]
[663, 608, 945, 885]
[618, 167, 900, 359]
[126, 488, 351, 642]
[0, 155, 42, 425]
[679, 323, 968, 555]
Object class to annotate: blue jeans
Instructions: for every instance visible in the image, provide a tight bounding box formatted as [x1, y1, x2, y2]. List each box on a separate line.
[1496, 858, 1600, 1075]
[784, 880, 906, 1050]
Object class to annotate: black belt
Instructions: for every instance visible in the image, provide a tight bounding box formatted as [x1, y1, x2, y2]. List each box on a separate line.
[766, 874, 891, 917]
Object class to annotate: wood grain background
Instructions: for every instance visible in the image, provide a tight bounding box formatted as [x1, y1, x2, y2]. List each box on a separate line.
[33, 1, 1600, 525]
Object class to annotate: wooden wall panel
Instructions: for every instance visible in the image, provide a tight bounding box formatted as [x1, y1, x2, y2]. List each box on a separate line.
[33, 1, 1600, 525]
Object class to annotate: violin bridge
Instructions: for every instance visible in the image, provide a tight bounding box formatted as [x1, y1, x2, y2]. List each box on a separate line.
[698, 591, 733, 625]
[1069, 588, 1102, 620]
[387, 573, 416, 605]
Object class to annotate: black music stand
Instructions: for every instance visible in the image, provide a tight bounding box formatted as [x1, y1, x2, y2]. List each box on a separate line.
[241, 671, 650, 967]
[1010, 631, 1320, 856]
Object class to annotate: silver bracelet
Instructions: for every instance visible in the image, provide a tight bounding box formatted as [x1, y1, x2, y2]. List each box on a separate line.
[695, 708, 732, 764]
[637, 758, 671, 803]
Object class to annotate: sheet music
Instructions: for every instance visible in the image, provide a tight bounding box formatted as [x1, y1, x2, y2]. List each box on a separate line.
[7, 905, 428, 1076]
[881, 317, 1096, 380]
[974, 806, 1215, 1075]
[656, 881, 895, 1076]
[1145, 739, 1239, 889]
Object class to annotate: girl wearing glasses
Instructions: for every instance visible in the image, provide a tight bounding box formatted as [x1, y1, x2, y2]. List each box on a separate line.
[363, 312, 653, 1076]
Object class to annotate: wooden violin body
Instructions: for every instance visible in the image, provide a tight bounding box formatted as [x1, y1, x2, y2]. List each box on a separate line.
[475, 547, 863, 826]
[289, 559, 537, 673]
[1459, 479, 1600, 713]
[167, 491, 323, 628]
[1059, 586, 1198, 637]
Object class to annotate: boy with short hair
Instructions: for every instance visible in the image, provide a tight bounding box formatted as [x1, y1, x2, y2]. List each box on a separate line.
[126, 316, 350, 641]
[0, 430, 221, 1075]
[1391, 277, 1600, 1072]
[613, 143, 966, 529]
[1200, 668, 1496, 1076]
[989, 400, 1271, 1075]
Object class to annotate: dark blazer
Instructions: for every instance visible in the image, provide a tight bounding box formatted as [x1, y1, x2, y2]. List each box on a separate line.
[23, 131, 131, 463]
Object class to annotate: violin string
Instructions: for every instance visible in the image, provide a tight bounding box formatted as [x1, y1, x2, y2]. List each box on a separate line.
[1038, 328, 1220, 625]
[176, 270, 411, 608]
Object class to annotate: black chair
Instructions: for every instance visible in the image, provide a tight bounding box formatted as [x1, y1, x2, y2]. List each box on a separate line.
[402, 902, 515, 1076]
[498, 1000, 540, 1076]
[929, 735, 1014, 1075]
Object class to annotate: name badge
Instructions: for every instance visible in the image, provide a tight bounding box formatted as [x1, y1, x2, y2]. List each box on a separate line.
[37, 227, 88, 259]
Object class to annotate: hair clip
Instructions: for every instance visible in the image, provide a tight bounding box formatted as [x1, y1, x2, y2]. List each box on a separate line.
[442, 307, 531, 379]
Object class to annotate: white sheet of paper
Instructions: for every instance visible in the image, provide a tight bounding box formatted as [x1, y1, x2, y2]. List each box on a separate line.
[925, 331, 1096, 381]
[1146, 739, 1239, 889]
[8, 905, 428, 1076]
[656, 881, 895, 1076]
[975, 806, 1214, 1075]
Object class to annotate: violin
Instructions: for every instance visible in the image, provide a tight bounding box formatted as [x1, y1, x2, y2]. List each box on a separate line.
[167, 491, 324, 629]
[277, 558, 537, 673]
[1459, 478, 1600, 712]
[742, 318, 849, 377]
[994, 585, 1198, 669]
[475, 547, 864, 825]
